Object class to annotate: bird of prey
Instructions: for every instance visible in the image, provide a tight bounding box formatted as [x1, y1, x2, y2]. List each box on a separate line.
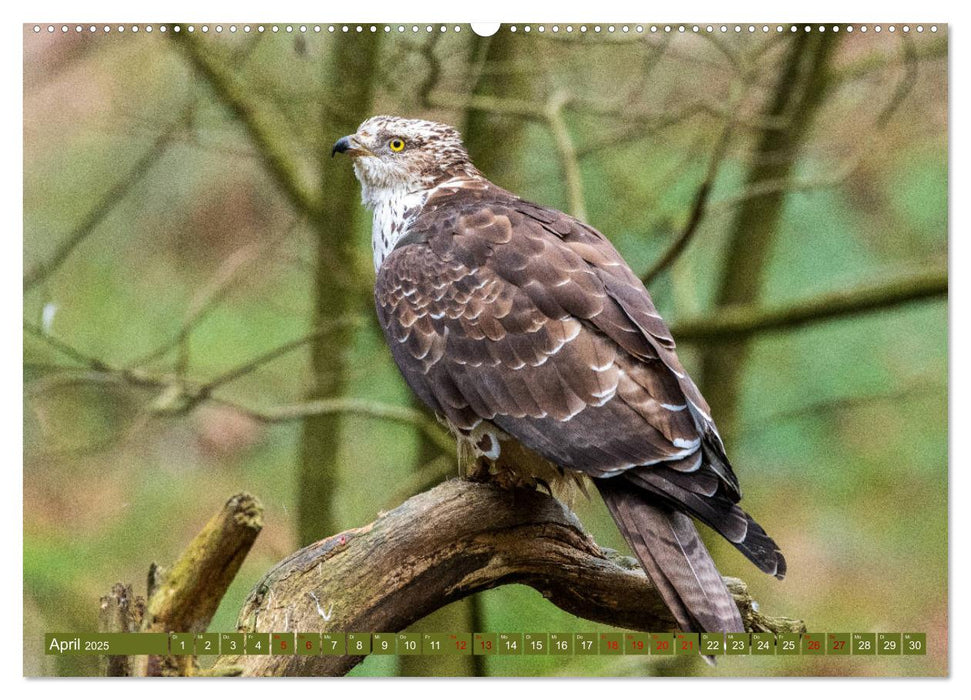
[333, 115, 785, 634]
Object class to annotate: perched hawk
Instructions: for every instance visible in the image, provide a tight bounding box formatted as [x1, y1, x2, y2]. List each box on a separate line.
[333, 115, 785, 634]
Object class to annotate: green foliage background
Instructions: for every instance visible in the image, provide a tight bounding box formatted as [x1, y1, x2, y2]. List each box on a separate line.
[23, 24, 947, 677]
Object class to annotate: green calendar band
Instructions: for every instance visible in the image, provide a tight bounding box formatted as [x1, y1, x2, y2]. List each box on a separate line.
[42, 631, 929, 656]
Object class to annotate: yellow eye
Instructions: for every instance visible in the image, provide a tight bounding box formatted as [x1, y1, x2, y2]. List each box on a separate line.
[389, 138, 406, 152]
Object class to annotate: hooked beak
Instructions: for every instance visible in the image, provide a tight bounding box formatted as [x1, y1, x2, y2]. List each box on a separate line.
[331, 135, 371, 158]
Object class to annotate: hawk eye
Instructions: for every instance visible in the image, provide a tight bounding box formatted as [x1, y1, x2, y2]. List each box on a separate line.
[389, 138, 406, 152]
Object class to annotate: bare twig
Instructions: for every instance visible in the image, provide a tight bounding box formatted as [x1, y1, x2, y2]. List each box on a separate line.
[212, 395, 453, 454]
[642, 123, 734, 285]
[24, 321, 112, 373]
[429, 91, 549, 121]
[546, 91, 587, 221]
[700, 31, 840, 437]
[25, 317, 363, 418]
[203, 317, 361, 394]
[169, 29, 323, 218]
[417, 32, 444, 108]
[695, 29, 745, 75]
[575, 100, 788, 160]
[671, 265, 946, 344]
[621, 33, 674, 107]
[568, 96, 789, 131]
[877, 34, 919, 128]
[128, 219, 302, 371]
[432, 88, 789, 132]
[826, 35, 946, 87]
[24, 113, 187, 292]
[738, 379, 945, 440]
[27, 261, 946, 445]
[575, 108, 705, 158]
[707, 67, 909, 220]
[707, 155, 864, 217]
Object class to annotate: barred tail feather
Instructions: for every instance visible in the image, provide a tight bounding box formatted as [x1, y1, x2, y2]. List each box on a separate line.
[597, 480, 745, 635]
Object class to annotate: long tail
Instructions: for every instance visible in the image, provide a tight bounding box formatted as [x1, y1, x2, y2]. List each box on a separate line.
[597, 479, 744, 634]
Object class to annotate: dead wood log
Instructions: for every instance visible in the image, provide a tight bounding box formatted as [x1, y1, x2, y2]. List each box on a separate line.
[213, 479, 803, 676]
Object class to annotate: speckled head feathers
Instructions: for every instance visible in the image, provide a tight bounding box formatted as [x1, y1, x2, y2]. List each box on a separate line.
[334, 116, 481, 198]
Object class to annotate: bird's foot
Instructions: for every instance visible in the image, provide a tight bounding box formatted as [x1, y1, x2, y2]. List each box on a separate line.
[467, 457, 493, 483]
[465, 457, 539, 492]
[489, 466, 538, 492]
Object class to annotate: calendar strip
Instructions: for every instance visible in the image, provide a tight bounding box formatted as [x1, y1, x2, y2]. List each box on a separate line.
[44, 632, 927, 657]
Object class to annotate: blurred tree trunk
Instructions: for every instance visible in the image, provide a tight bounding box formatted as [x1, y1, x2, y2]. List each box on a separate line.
[461, 31, 537, 192]
[398, 31, 536, 677]
[297, 36, 381, 546]
[699, 32, 839, 440]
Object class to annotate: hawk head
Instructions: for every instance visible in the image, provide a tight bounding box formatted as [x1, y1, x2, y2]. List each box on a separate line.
[332, 116, 480, 200]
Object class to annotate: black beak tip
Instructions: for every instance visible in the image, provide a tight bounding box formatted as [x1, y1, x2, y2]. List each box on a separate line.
[331, 136, 351, 158]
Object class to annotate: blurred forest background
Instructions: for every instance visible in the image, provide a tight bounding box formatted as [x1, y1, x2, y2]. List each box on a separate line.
[23, 23, 947, 677]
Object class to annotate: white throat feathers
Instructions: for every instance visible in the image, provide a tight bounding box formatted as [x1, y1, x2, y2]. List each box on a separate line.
[355, 169, 472, 271]
[361, 180, 429, 271]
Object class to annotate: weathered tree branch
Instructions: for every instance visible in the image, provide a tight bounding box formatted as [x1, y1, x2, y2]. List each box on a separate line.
[210, 479, 802, 677]
[99, 482, 802, 677]
[98, 583, 145, 677]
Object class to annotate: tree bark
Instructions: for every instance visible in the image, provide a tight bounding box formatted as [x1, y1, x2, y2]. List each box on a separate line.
[98, 583, 144, 677]
[398, 396, 480, 677]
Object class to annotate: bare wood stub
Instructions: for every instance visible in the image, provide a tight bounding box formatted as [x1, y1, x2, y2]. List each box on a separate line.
[136, 492, 263, 676]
